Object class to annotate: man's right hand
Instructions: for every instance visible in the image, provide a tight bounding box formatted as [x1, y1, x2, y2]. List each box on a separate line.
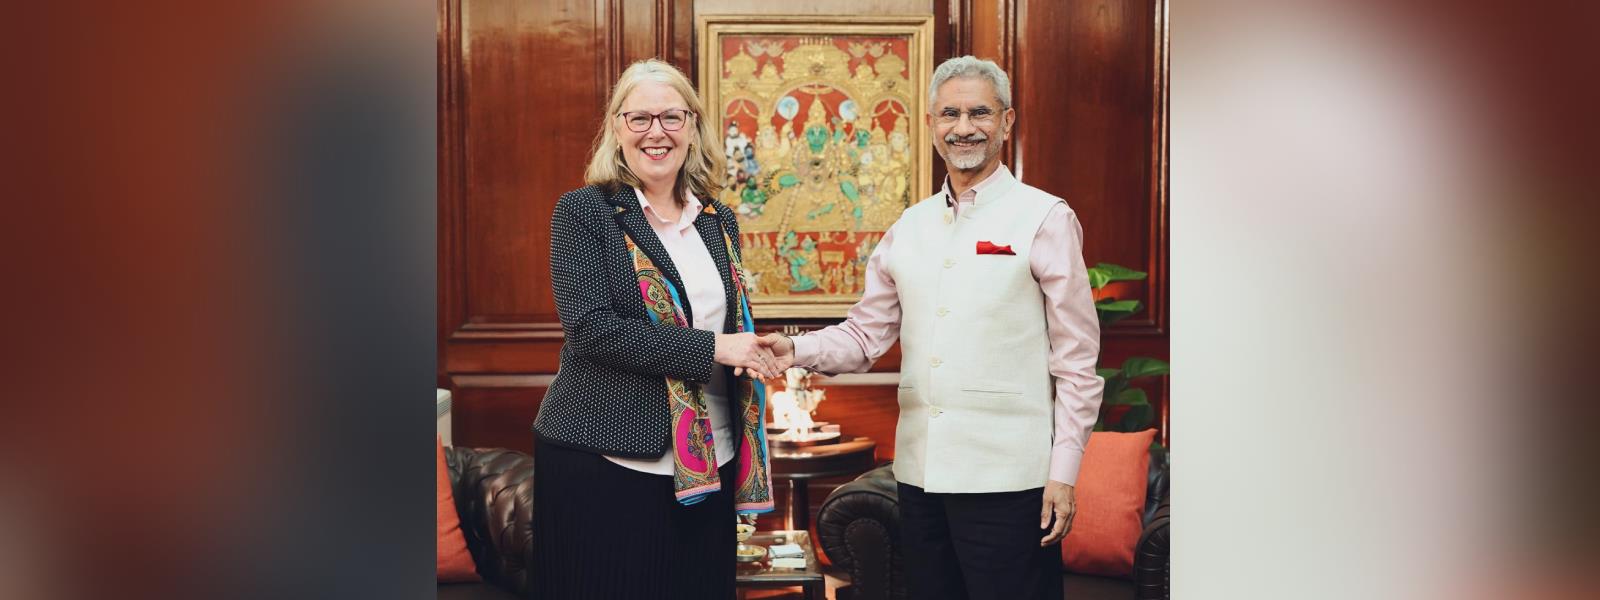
[715, 333, 781, 379]
[760, 333, 796, 373]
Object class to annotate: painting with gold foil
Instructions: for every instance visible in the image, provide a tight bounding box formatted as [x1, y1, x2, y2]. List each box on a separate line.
[699, 16, 934, 318]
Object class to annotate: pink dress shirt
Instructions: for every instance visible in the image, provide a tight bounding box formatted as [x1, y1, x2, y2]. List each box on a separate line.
[792, 166, 1105, 486]
[606, 187, 736, 475]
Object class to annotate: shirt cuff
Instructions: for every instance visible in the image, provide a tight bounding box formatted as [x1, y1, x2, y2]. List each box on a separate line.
[792, 334, 820, 369]
[1048, 447, 1085, 487]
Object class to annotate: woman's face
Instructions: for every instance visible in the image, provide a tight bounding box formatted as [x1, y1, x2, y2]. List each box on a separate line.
[616, 81, 694, 192]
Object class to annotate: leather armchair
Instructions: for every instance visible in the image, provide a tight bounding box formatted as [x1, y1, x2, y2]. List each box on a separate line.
[816, 449, 1170, 600]
[438, 447, 535, 600]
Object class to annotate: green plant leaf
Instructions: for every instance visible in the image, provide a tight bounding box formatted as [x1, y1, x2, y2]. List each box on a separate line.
[1096, 299, 1141, 313]
[1101, 376, 1128, 403]
[1088, 269, 1110, 290]
[1110, 388, 1148, 407]
[1119, 404, 1154, 431]
[1086, 263, 1147, 290]
[1096, 367, 1122, 380]
[1096, 262, 1148, 280]
[1096, 298, 1143, 327]
[1117, 357, 1170, 379]
[1100, 371, 1126, 400]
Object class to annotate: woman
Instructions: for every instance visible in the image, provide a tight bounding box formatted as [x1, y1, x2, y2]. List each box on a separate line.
[531, 59, 779, 600]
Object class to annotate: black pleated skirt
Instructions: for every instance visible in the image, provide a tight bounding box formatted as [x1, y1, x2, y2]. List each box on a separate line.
[531, 435, 737, 600]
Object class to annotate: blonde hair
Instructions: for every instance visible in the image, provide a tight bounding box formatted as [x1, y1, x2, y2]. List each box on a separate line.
[584, 59, 723, 206]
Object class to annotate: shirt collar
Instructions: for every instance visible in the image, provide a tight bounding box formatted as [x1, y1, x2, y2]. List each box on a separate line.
[941, 164, 1015, 207]
[633, 186, 703, 230]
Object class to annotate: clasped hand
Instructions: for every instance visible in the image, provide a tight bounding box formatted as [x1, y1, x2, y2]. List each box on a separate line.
[713, 332, 797, 380]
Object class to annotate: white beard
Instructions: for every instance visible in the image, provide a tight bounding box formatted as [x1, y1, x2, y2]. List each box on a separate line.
[942, 135, 999, 171]
[947, 151, 985, 170]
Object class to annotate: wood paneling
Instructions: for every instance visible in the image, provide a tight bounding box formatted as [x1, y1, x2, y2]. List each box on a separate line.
[809, 384, 901, 460]
[449, 382, 547, 452]
[460, 0, 598, 328]
[440, 0, 1170, 453]
[619, 1, 651, 68]
[439, 0, 463, 387]
[694, 0, 929, 16]
[670, 0, 695, 71]
[443, 338, 563, 373]
[1015, 0, 1167, 335]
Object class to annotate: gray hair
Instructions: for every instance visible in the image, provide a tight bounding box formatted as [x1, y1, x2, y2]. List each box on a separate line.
[928, 55, 1012, 110]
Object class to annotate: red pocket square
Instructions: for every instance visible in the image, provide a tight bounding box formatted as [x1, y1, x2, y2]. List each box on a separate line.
[976, 240, 1015, 255]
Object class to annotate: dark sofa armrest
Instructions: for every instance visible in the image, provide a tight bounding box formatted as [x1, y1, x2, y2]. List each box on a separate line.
[817, 464, 904, 600]
[1133, 493, 1169, 600]
[444, 447, 535, 595]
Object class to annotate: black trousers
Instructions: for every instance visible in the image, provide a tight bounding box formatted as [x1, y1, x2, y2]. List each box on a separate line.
[531, 435, 738, 600]
[898, 482, 1064, 600]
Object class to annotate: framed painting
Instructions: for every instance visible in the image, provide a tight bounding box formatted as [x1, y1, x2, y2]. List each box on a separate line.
[698, 15, 934, 318]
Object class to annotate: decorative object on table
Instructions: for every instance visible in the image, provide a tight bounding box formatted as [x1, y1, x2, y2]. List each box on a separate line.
[772, 556, 808, 570]
[1088, 262, 1171, 438]
[698, 14, 934, 317]
[766, 367, 842, 448]
[768, 542, 806, 563]
[735, 520, 767, 563]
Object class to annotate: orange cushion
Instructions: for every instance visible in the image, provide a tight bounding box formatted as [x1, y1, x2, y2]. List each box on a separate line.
[1061, 429, 1156, 578]
[437, 437, 480, 582]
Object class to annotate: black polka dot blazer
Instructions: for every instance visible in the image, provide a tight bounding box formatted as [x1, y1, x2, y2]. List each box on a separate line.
[533, 183, 749, 458]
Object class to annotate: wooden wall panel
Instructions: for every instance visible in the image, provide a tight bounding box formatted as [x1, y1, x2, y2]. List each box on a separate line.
[443, 338, 563, 373]
[670, 0, 695, 70]
[695, 0, 929, 17]
[457, 0, 598, 329]
[808, 383, 900, 460]
[1015, 0, 1166, 334]
[449, 383, 548, 452]
[615, 0, 659, 72]
[440, 0, 1170, 452]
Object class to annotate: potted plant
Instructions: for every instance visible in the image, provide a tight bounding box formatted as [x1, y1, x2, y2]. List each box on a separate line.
[1087, 263, 1169, 437]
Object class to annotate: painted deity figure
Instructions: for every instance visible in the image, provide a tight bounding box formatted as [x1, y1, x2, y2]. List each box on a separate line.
[724, 123, 751, 181]
[777, 231, 820, 292]
[787, 98, 865, 231]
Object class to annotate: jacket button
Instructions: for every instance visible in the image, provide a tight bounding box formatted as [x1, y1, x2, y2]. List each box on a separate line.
[931, 408, 944, 418]
[936, 307, 950, 317]
[943, 258, 956, 268]
[930, 357, 942, 367]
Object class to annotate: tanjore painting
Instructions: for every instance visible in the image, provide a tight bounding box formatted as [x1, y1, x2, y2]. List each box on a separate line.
[699, 16, 934, 318]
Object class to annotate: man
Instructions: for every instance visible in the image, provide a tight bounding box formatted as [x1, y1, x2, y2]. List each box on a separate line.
[765, 56, 1104, 600]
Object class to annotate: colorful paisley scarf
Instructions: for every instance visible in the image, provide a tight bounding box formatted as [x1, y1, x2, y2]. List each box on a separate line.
[622, 203, 774, 514]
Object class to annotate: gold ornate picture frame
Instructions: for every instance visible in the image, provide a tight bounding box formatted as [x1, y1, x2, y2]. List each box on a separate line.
[698, 15, 934, 318]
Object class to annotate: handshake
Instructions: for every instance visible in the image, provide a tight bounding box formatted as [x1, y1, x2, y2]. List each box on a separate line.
[713, 332, 797, 380]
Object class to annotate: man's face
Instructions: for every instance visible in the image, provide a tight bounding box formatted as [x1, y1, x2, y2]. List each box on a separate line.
[927, 77, 1015, 172]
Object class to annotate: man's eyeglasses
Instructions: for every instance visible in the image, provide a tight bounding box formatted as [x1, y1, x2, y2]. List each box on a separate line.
[619, 109, 694, 133]
[934, 107, 998, 126]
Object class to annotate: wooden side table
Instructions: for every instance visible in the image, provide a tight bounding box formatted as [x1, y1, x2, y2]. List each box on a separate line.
[769, 437, 876, 531]
[735, 530, 825, 600]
